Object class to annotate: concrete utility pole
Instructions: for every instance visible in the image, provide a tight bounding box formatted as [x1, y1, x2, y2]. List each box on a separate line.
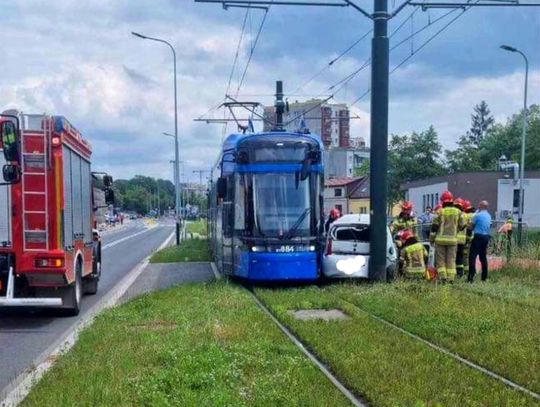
[500, 45, 529, 245]
[194, 0, 540, 279]
[132, 32, 181, 245]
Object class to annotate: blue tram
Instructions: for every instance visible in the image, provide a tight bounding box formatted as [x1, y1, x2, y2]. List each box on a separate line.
[208, 130, 324, 281]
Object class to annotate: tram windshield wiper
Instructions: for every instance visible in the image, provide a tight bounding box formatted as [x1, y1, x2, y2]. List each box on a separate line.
[281, 208, 311, 241]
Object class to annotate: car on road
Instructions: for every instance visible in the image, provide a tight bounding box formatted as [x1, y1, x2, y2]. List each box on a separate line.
[322, 214, 397, 280]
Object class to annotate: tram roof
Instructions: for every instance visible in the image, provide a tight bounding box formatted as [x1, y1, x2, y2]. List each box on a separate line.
[222, 131, 323, 152]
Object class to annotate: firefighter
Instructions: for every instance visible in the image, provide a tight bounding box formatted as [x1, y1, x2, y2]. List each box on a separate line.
[454, 198, 466, 278]
[498, 217, 514, 259]
[462, 199, 475, 276]
[398, 229, 428, 280]
[325, 208, 341, 233]
[391, 201, 418, 239]
[430, 191, 465, 282]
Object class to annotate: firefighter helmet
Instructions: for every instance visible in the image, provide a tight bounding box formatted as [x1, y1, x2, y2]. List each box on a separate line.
[434, 203, 442, 212]
[440, 191, 454, 203]
[329, 208, 341, 219]
[463, 199, 472, 211]
[401, 201, 413, 212]
[399, 229, 415, 242]
[454, 197, 465, 210]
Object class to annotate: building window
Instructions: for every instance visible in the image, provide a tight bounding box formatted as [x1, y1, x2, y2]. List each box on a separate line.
[435, 193, 439, 204]
[336, 204, 343, 213]
[360, 207, 367, 214]
[334, 188, 342, 197]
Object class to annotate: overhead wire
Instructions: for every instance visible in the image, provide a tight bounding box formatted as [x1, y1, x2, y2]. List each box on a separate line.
[235, 6, 270, 96]
[225, 8, 249, 96]
[292, 28, 373, 94]
[348, 3, 476, 108]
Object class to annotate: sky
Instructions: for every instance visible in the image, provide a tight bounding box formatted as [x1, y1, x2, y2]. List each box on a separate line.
[0, 0, 538, 182]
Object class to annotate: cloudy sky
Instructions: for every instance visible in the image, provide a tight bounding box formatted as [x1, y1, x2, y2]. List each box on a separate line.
[0, 1, 538, 182]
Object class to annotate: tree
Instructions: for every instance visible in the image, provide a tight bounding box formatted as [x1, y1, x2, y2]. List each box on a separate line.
[354, 159, 370, 177]
[388, 126, 446, 206]
[468, 100, 495, 145]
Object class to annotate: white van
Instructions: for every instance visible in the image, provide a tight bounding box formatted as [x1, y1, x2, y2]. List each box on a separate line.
[322, 214, 397, 279]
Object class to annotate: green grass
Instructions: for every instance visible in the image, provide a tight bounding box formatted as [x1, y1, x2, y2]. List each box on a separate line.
[187, 219, 208, 236]
[150, 238, 211, 263]
[455, 264, 540, 307]
[256, 286, 539, 407]
[22, 283, 351, 407]
[333, 279, 540, 395]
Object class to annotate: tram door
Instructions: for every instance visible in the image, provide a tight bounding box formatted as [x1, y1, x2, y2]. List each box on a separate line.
[222, 174, 234, 274]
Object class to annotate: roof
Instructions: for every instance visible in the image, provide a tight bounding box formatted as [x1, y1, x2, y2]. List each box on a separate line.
[400, 170, 540, 191]
[222, 131, 323, 152]
[325, 176, 364, 187]
[349, 176, 370, 199]
[333, 214, 370, 225]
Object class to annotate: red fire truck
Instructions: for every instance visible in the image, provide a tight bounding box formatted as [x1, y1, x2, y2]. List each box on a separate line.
[0, 111, 114, 315]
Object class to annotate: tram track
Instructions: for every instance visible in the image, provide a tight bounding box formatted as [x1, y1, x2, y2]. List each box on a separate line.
[332, 291, 540, 402]
[210, 259, 539, 405]
[210, 264, 370, 407]
[246, 278, 540, 404]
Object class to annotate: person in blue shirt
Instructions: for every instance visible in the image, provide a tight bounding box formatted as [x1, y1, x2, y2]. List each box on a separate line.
[468, 200, 492, 282]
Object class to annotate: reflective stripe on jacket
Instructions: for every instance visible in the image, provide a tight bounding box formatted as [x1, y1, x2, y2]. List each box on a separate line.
[392, 216, 417, 233]
[431, 206, 463, 246]
[401, 242, 427, 277]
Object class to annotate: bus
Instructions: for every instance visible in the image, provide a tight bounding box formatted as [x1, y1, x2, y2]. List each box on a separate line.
[209, 130, 324, 281]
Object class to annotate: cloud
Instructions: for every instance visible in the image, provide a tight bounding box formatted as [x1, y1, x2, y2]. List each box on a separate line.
[0, 1, 536, 182]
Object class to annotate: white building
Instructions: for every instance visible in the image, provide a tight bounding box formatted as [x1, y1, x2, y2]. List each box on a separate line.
[401, 171, 540, 227]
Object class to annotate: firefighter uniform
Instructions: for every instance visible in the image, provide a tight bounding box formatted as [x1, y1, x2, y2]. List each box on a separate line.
[401, 241, 428, 279]
[462, 212, 474, 275]
[392, 216, 418, 252]
[430, 206, 464, 281]
[456, 214, 467, 277]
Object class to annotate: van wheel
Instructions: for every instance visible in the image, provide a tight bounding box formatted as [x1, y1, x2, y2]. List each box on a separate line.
[386, 265, 396, 282]
[63, 262, 82, 316]
[83, 260, 100, 295]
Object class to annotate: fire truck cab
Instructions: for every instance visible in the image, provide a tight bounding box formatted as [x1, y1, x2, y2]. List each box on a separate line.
[0, 111, 114, 315]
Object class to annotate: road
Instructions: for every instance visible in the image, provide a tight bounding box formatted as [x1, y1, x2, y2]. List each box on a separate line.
[0, 220, 174, 397]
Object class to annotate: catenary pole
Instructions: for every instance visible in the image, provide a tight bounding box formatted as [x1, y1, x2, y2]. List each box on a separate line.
[369, 0, 390, 281]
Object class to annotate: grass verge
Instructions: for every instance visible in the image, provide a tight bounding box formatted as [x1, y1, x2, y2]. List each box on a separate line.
[256, 286, 539, 407]
[187, 219, 208, 236]
[22, 283, 351, 407]
[150, 238, 210, 263]
[334, 279, 540, 394]
[454, 264, 540, 308]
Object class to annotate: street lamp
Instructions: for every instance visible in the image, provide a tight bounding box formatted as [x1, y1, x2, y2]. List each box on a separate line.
[500, 44, 529, 244]
[132, 31, 181, 245]
[163, 132, 182, 213]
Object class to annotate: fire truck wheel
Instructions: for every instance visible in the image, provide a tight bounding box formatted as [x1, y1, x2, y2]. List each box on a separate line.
[83, 260, 100, 295]
[63, 262, 82, 316]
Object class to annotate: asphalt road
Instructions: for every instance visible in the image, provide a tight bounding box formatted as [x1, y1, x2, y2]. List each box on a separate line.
[0, 219, 174, 397]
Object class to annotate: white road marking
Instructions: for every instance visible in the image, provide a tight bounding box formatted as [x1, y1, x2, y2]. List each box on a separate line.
[0, 230, 175, 407]
[102, 227, 156, 250]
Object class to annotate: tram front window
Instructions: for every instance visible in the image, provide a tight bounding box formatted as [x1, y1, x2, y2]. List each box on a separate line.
[252, 173, 313, 238]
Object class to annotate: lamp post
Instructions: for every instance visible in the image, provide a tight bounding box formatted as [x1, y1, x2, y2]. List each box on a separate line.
[500, 44, 529, 244]
[163, 132, 182, 214]
[132, 31, 180, 245]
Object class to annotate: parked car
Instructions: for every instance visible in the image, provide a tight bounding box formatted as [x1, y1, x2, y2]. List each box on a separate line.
[322, 214, 397, 280]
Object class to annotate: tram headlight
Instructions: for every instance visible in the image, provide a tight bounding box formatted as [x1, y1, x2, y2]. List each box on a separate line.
[251, 246, 265, 252]
[308, 245, 316, 252]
